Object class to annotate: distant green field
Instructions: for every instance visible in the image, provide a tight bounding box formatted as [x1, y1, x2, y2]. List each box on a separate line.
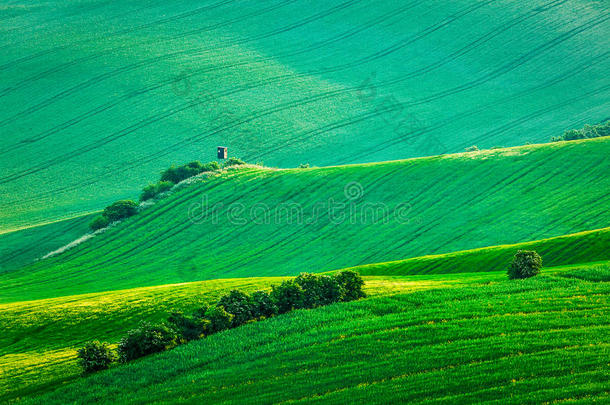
[0, 213, 95, 274]
[1, 0, 609, 231]
[348, 227, 610, 276]
[15, 262, 609, 404]
[2, 139, 608, 302]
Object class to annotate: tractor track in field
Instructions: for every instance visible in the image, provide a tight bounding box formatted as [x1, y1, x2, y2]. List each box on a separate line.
[0, 0, 414, 154]
[0, 0, 579, 186]
[0, 0, 232, 70]
[0, 0, 555, 155]
[355, 144, 573, 265]
[0, 215, 91, 273]
[342, 49, 610, 163]
[1, 42, 603, 212]
[0, 0, 362, 128]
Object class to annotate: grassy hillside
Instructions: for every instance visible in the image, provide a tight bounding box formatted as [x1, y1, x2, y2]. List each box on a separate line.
[348, 227, 610, 276]
[0, 213, 95, 274]
[0, 271, 504, 402]
[1, 0, 609, 231]
[2, 139, 609, 302]
[16, 262, 610, 404]
[3, 221, 605, 401]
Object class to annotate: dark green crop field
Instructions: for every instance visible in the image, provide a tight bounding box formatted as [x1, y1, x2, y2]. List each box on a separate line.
[1, 0, 608, 231]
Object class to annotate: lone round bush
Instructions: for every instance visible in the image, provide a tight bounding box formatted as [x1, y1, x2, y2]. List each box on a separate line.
[77, 341, 115, 373]
[508, 250, 542, 279]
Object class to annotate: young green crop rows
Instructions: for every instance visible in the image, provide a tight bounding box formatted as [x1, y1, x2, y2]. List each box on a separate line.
[17, 263, 609, 404]
[2, 139, 608, 302]
[1, 0, 608, 232]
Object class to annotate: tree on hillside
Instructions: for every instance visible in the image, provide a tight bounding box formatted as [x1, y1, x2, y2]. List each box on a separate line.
[508, 250, 542, 279]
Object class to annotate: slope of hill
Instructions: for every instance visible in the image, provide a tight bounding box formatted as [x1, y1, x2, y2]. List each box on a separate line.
[1, 0, 609, 231]
[3, 222, 605, 401]
[1, 138, 609, 302]
[17, 263, 610, 404]
[0, 213, 95, 274]
[348, 227, 610, 276]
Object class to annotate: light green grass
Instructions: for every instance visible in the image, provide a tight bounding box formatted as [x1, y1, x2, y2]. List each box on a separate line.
[13, 262, 609, 404]
[1, 0, 608, 231]
[0, 270, 497, 402]
[2, 139, 608, 302]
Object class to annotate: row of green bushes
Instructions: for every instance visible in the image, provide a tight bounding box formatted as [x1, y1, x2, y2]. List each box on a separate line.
[551, 120, 610, 142]
[142, 158, 245, 202]
[89, 158, 246, 230]
[77, 271, 366, 373]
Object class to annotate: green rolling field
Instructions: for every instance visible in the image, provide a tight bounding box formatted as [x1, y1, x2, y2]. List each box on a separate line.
[0, 213, 95, 274]
[2, 260, 608, 403]
[1, 0, 609, 231]
[2, 138, 608, 302]
[1, 1, 609, 403]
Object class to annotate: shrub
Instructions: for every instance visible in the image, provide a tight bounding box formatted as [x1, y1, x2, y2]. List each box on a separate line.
[167, 311, 207, 341]
[140, 181, 173, 201]
[77, 341, 115, 373]
[103, 200, 138, 222]
[89, 215, 109, 231]
[335, 270, 366, 302]
[202, 161, 221, 171]
[508, 250, 542, 279]
[250, 290, 278, 319]
[318, 275, 343, 305]
[217, 290, 255, 327]
[223, 157, 245, 167]
[160, 161, 220, 184]
[295, 273, 325, 308]
[271, 280, 305, 314]
[202, 306, 233, 334]
[552, 120, 610, 142]
[117, 321, 178, 362]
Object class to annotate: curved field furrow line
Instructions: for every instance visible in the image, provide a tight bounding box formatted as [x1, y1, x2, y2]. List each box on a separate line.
[0, 0, 232, 70]
[343, 50, 610, 162]
[0, 0, 544, 163]
[355, 145, 575, 264]
[0, 215, 91, 270]
[40, 169, 262, 264]
[244, 13, 610, 161]
[2, 42, 599, 208]
[38, 173, 245, 264]
[0, 42, 599, 212]
[0, 0, 361, 128]
[71, 172, 284, 274]
[0, 0, 413, 154]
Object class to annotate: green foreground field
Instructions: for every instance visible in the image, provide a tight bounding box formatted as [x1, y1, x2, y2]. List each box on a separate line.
[1, 221, 607, 402]
[2, 139, 609, 302]
[5, 261, 608, 404]
[1, 0, 609, 231]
